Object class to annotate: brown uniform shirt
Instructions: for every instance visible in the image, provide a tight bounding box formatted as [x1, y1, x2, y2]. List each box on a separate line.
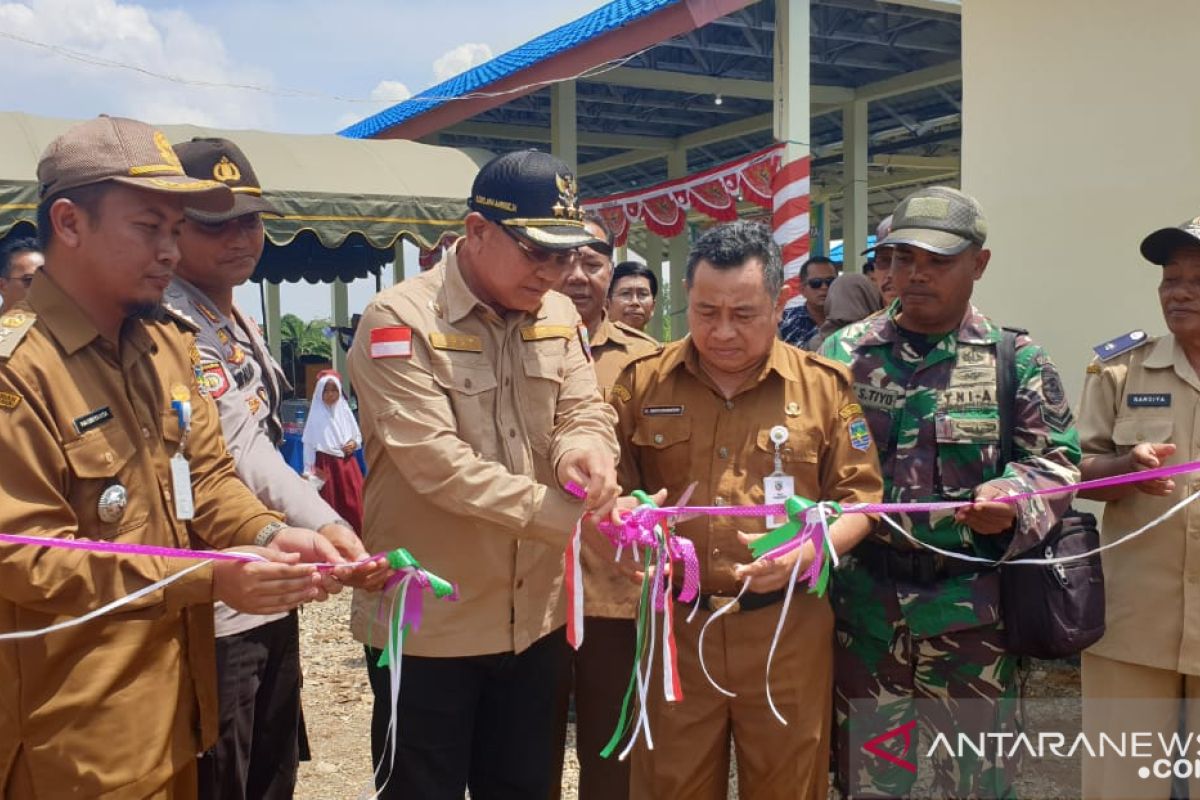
[0, 273, 281, 798]
[1078, 333, 1200, 674]
[613, 338, 884, 596]
[585, 316, 659, 618]
[347, 244, 619, 657]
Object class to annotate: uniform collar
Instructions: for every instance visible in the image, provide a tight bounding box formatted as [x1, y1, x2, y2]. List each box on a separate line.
[856, 301, 995, 348]
[28, 270, 101, 355]
[167, 276, 233, 330]
[590, 313, 615, 347]
[663, 336, 799, 386]
[441, 240, 549, 325]
[1143, 334, 1179, 369]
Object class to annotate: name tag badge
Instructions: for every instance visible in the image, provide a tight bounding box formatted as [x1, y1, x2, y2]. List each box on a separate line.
[170, 454, 195, 521]
[1128, 393, 1171, 408]
[764, 474, 795, 529]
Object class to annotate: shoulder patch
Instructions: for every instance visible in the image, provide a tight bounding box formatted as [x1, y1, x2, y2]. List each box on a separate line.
[1093, 330, 1150, 361]
[0, 311, 36, 360]
[1086, 362, 1102, 375]
[198, 362, 231, 398]
[0, 390, 21, 409]
[428, 332, 482, 353]
[520, 325, 573, 342]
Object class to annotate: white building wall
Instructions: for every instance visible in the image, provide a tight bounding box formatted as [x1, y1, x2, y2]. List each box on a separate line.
[962, 0, 1200, 402]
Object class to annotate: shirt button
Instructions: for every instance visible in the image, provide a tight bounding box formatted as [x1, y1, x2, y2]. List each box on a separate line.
[516, 579, 524, 589]
[464, 378, 473, 390]
[141, 427, 151, 439]
[505, 378, 511, 387]
[712, 547, 720, 557]
[557, 367, 564, 378]
[509, 428, 517, 438]
[725, 400, 734, 410]
[104, 452, 114, 464]
[718, 447, 729, 459]
[654, 433, 664, 444]
[163, 489, 172, 502]
[714, 496, 725, 506]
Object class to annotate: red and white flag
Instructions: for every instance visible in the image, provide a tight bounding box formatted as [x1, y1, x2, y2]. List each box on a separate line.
[370, 327, 412, 359]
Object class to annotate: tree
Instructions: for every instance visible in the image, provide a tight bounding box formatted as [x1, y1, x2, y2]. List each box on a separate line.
[279, 314, 332, 395]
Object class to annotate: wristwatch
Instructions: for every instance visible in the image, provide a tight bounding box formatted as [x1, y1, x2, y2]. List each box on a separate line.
[254, 520, 288, 548]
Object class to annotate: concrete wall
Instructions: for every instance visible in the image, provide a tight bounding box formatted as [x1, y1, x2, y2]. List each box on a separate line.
[962, 0, 1200, 402]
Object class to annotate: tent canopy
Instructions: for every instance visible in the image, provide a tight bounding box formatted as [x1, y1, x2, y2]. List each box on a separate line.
[0, 112, 490, 283]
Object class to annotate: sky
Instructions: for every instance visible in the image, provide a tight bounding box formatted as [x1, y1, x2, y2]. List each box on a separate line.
[0, 0, 611, 321]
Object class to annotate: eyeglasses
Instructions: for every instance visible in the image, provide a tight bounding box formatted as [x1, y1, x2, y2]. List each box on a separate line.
[498, 225, 578, 268]
[613, 288, 653, 302]
[806, 277, 836, 289]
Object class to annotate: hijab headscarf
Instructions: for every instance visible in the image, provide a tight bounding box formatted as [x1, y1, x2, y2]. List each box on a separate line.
[302, 371, 361, 470]
[809, 273, 884, 351]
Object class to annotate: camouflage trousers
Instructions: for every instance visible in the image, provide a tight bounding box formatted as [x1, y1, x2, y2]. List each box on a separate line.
[833, 617, 1023, 799]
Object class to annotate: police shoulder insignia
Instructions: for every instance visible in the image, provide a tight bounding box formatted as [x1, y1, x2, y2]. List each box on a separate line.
[0, 391, 21, 409]
[520, 325, 573, 342]
[428, 332, 483, 353]
[848, 416, 873, 451]
[198, 362, 231, 399]
[1086, 362, 1102, 375]
[0, 311, 36, 360]
[1093, 330, 1149, 361]
[161, 303, 199, 332]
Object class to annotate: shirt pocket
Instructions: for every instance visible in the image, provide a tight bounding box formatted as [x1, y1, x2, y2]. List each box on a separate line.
[934, 410, 1002, 499]
[632, 416, 692, 487]
[1111, 415, 1174, 453]
[521, 341, 567, 455]
[753, 422, 821, 491]
[63, 424, 147, 540]
[428, 353, 499, 457]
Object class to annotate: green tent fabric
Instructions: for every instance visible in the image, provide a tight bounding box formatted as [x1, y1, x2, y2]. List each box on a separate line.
[0, 112, 488, 283]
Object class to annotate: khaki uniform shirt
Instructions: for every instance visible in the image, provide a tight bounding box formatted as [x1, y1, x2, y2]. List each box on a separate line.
[613, 338, 884, 596]
[0, 272, 281, 798]
[1079, 333, 1200, 674]
[347, 244, 619, 657]
[165, 277, 339, 637]
[586, 316, 659, 618]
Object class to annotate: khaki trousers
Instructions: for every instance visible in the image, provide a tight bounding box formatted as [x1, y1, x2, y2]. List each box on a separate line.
[630, 592, 833, 800]
[6, 755, 197, 799]
[1082, 651, 1200, 800]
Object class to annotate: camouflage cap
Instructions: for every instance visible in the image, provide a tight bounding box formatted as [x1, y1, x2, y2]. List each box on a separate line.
[37, 116, 233, 213]
[1139, 217, 1200, 266]
[872, 186, 988, 256]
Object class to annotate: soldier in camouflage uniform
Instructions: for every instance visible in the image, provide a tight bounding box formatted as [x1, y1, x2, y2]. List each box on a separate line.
[820, 187, 1081, 798]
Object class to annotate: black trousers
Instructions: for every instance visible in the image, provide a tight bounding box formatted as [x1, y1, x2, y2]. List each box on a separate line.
[198, 612, 303, 800]
[366, 628, 568, 800]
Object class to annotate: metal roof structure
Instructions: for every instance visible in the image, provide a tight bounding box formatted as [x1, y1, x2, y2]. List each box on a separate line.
[342, 0, 962, 237]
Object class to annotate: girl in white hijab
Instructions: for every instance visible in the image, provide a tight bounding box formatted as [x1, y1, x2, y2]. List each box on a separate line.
[302, 370, 364, 534]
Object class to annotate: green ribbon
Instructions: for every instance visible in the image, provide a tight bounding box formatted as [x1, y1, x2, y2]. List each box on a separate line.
[748, 496, 814, 559]
[376, 548, 455, 668]
[601, 490, 660, 759]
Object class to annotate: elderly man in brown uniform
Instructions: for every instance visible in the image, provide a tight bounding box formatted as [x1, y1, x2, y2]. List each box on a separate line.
[612, 220, 882, 799]
[0, 116, 344, 799]
[550, 213, 659, 799]
[348, 150, 621, 799]
[1078, 216, 1200, 799]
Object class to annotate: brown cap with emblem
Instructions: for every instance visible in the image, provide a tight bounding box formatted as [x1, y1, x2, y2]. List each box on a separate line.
[37, 116, 233, 213]
[467, 149, 599, 251]
[173, 137, 281, 224]
[1139, 217, 1200, 266]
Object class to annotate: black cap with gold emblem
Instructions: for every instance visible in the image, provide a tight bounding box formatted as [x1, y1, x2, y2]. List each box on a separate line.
[467, 149, 599, 251]
[1140, 216, 1200, 266]
[173, 137, 281, 224]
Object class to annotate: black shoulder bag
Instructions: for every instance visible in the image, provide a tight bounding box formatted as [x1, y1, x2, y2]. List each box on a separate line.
[995, 329, 1106, 659]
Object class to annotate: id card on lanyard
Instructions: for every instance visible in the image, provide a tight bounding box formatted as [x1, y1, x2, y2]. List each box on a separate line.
[764, 425, 793, 529]
[170, 396, 195, 520]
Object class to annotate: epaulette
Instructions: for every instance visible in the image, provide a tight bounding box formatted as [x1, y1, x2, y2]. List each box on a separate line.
[160, 302, 200, 333]
[1093, 330, 1149, 361]
[611, 320, 660, 346]
[0, 310, 36, 360]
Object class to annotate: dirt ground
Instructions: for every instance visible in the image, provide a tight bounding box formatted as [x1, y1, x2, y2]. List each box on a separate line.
[295, 592, 1082, 799]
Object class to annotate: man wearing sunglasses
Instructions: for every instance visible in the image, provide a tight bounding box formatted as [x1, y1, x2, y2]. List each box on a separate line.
[348, 149, 622, 799]
[164, 137, 383, 800]
[779, 255, 838, 350]
[0, 236, 43, 314]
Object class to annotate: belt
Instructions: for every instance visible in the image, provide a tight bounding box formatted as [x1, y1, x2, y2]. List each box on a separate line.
[852, 539, 992, 586]
[677, 588, 787, 614]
